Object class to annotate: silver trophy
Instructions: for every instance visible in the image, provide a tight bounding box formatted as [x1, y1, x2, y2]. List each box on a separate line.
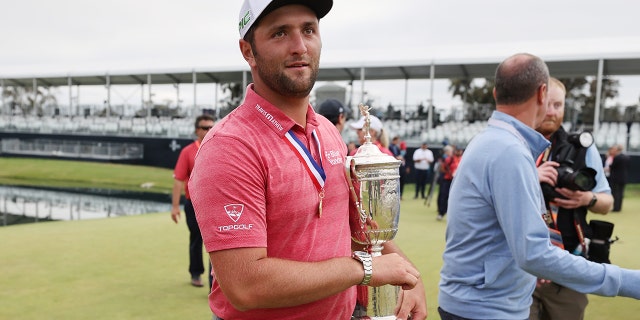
[346, 104, 401, 320]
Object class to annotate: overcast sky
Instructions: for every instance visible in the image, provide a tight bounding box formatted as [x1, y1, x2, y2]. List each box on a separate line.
[2, 0, 640, 109]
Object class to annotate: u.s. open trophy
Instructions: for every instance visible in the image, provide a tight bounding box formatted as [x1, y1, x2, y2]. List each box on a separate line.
[346, 105, 401, 320]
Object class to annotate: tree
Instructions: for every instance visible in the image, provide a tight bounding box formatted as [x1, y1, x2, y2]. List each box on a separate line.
[218, 82, 244, 118]
[450, 76, 621, 126]
[448, 78, 495, 122]
[559, 77, 619, 126]
[448, 78, 473, 106]
[2, 86, 57, 116]
[585, 77, 620, 124]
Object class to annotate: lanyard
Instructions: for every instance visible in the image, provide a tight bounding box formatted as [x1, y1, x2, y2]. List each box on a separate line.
[487, 118, 527, 146]
[283, 129, 326, 217]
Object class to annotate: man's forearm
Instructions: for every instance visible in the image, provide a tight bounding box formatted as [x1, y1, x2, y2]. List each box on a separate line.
[590, 192, 613, 214]
[211, 249, 362, 311]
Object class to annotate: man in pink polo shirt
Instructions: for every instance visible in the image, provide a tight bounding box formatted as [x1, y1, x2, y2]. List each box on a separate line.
[188, 1, 427, 319]
[171, 114, 214, 288]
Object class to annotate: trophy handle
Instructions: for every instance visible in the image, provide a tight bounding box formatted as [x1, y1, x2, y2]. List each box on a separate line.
[345, 156, 367, 226]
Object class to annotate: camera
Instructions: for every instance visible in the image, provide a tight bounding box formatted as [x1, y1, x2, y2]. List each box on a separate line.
[541, 131, 597, 202]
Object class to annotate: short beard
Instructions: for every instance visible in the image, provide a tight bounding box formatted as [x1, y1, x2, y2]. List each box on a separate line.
[253, 49, 319, 99]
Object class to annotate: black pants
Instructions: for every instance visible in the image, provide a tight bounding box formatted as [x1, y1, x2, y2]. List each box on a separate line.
[438, 307, 473, 320]
[414, 169, 430, 198]
[184, 199, 205, 278]
[399, 165, 406, 198]
[437, 179, 452, 215]
[611, 182, 625, 211]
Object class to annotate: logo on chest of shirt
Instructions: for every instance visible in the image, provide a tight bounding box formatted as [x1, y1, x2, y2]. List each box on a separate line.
[325, 149, 344, 166]
[220, 204, 253, 232]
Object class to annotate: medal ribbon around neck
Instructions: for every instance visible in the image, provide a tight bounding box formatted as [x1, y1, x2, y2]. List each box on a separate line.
[283, 129, 326, 192]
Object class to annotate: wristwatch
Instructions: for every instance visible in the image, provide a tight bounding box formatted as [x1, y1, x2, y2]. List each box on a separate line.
[587, 192, 598, 208]
[352, 251, 373, 285]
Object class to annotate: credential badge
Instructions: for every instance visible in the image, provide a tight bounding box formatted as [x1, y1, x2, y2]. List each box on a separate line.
[224, 204, 244, 222]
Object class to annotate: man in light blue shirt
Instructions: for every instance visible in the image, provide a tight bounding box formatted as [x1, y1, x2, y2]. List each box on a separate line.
[438, 53, 640, 320]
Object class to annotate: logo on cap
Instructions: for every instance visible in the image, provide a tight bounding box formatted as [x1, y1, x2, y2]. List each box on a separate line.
[239, 10, 251, 32]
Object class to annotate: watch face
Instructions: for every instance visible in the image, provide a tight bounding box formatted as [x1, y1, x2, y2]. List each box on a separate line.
[355, 251, 367, 259]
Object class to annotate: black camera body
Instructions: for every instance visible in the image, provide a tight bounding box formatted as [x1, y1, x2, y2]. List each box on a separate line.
[541, 131, 597, 203]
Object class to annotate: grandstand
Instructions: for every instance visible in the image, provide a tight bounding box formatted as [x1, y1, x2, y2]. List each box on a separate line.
[0, 115, 194, 138]
[1, 112, 639, 157]
[0, 114, 195, 167]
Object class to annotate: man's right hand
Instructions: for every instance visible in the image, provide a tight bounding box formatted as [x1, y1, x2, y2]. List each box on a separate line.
[369, 253, 421, 290]
[171, 207, 181, 223]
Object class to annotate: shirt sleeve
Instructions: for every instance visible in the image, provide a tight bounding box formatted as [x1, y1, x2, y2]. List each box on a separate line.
[586, 145, 611, 194]
[189, 135, 268, 252]
[173, 146, 190, 181]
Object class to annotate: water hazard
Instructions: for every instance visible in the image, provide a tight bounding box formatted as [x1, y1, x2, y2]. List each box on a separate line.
[0, 185, 171, 226]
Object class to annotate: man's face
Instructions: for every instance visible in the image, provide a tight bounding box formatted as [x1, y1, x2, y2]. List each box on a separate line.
[537, 84, 565, 138]
[247, 5, 321, 98]
[195, 119, 214, 140]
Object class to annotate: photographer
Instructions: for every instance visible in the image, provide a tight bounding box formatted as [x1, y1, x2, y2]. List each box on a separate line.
[530, 77, 614, 320]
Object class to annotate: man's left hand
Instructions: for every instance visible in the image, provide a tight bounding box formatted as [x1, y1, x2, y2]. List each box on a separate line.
[551, 188, 589, 209]
[394, 281, 427, 320]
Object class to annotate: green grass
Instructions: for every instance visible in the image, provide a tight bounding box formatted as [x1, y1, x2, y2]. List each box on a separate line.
[1, 158, 640, 319]
[0, 213, 212, 320]
[0, 157, 174, 194]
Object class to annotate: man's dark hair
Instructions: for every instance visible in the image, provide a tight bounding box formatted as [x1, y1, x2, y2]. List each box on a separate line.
[494, 53, 549, 105]
[244, 25, 257, 51]
[194, 114, 215, 130]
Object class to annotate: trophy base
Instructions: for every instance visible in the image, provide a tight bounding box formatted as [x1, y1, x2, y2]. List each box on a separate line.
[351, 316, 396, 320]
[350, 284, 399, 320]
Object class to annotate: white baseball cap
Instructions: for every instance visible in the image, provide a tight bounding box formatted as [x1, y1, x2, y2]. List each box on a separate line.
[350, 115, 384, 132]
[239, 0, 333, 39]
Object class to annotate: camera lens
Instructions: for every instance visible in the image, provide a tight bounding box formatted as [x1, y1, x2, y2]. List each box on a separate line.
[557, 166, 597, 191]
[573, 171, 596, 190]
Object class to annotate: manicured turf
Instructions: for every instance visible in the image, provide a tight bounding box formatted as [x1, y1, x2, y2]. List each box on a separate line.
[0, 157, 174, 194]
[1, 158, 640, 319]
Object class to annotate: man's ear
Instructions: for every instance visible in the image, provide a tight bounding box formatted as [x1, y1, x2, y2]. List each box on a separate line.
[239, 39, 255, 67]
[537, 83, 547, 105]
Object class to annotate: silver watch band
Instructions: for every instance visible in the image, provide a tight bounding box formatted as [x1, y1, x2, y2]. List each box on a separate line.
[352, 251, 373, 285]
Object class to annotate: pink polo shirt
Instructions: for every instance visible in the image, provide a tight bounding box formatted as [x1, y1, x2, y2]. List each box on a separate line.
[189, 85, 355, 320]
[173, 140, 198, 199]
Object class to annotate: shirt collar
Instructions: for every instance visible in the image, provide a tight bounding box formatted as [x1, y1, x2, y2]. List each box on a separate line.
[491, 110, 550, 158]
[243, 85, 319, 137]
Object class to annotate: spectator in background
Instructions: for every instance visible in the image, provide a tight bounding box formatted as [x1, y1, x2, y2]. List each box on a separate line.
[349, 115, 393, 156]
[390, 136, 407, 199]
[171, 114, 215, 288]
[317, 98, 346, 133]
[436, 145, 461, 221]
[412, 142, 434, 199]
[603, 145, 614, 182]
[608, 143, 630, 212]
[347, 141, 358, 155]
